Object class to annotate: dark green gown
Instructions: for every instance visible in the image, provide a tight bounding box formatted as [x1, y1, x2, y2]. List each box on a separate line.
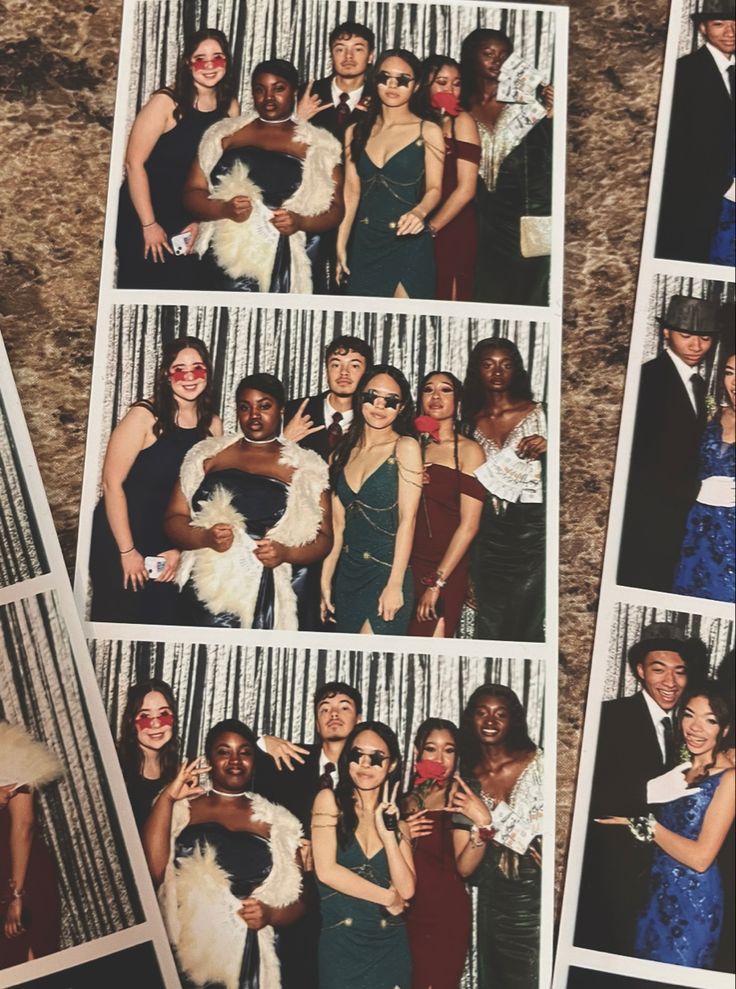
[317, 838, 411, 989]
[333, 451, 413, 634]
[348, 123, 435, 299]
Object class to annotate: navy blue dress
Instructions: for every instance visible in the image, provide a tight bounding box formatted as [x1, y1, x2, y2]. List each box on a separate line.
[635, 772, 727, 968]
[672, 416, 735, 603]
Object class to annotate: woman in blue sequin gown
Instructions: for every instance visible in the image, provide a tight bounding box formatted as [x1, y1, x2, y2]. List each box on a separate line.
[598, 684, 735, 970]
[673, 352, 735, 603]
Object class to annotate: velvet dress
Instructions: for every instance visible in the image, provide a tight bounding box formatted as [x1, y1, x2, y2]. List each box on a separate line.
[434, 134, 481, 301]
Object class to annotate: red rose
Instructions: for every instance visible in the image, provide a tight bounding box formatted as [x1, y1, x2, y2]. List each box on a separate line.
[414, 415, 441, 443]
[431, 91, 461, 117]
[414, 759, 448, 784]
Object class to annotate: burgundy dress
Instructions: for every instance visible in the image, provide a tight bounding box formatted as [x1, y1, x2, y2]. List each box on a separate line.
[408, 464, 486, 637]
[0, 803, 60, 967]
[406, 810, 471, 988]
[434, 135, 481, 301]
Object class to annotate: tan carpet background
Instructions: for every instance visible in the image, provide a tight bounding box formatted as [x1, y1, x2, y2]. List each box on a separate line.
[0, 0, 670, 910]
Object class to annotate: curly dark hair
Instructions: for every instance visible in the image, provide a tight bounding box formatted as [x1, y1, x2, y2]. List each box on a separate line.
[145, 336, 217, 439]
[334, 721, 403, 848]
[162, 28, 236, 122]
[329, 364, 416, 488]
[117, 678, 180, 788]
[350, 49, 426, 163]
[678, 681, 734, 783]
[459, 28, 512, 111]
[460, 337, 533, 431]
[459, 684, 537, 774]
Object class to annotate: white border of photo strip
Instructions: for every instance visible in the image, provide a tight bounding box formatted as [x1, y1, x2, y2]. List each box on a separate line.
[553, 0, 735, 985]
[0, 334, 180, 989]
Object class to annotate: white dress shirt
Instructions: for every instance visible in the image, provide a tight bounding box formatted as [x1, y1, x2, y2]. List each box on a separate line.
[330, 79, 364, 112]
[665, 348, 703, 415]
[641, 688, 674, 763]
[323, 395, 354, 432]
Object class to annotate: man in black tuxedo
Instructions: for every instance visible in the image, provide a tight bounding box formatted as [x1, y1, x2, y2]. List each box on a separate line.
[618, 295, 721, 592]
[656, 0, 735, 263]
[255, 682, 363, 989]
[575, 623, 707, 956]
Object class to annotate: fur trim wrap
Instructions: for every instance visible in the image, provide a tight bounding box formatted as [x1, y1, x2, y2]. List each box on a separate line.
[158, 793, 303, 989]
[177, 433, 328, 630]
[0, 722, 63, 789]
[195, 114, 341, 292]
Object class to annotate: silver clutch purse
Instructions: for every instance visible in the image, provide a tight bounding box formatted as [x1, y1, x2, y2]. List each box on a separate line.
[520, 215, 552, 258]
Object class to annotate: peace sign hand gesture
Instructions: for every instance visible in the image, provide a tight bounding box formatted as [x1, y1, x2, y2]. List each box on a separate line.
[165, 757, 210, 803]
[375, 780, 401, 840]
[449, 775, 492, 827]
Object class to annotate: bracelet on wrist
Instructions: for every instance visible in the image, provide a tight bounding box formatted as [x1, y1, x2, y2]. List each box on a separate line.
[141, 220, 157, 229]
[627, 814, 656, 843]
[119, 547, 135, 556]
[426, 222, 437, 238]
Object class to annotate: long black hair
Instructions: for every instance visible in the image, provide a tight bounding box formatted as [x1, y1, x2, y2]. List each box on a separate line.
[161, 28, 236, 121]
[350, 49, 425, 163]
[460, 336, 533, 431]
[409, 717, 460, 805]
[145, 335, 217, 439]
[417, 369, 463, 473]
[117, 678, 180, 788]
[459, 684, 537, 775]
[459, 28, 512, 111]
[678, 681, 734, 783]
[334, 721, 403, 848]
[415, 54, 461, 129]
[329, 364, 416, 488]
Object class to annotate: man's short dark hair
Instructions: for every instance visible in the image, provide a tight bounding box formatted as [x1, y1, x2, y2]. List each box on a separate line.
[313, 681, 363, 716]
[329, 21, 375, 52]
[325, 335, 374, 366]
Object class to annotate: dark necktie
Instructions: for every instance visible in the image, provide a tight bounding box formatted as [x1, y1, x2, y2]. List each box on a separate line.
[327, 411, 343, 449]
[661, 716, 676, 770]
[727, 64, 734, 101]
[319, 761, 336, 790]
[336, 91, 351, 128]
[690, 373, 706, 419]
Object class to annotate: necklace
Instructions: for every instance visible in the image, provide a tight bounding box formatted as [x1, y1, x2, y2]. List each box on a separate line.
[209, 786, 251, 798]
[257, 115, 293, 124]
[241, 436, 279, 446]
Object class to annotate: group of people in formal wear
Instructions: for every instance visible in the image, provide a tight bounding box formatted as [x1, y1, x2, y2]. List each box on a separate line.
[89, 332, 547, 642]
[618, 293, 735, 603]
[118, 676, 543, 989]
[115, 20, 554, 304]
[656, 0, 735, 266]
[576, 622, 734, 973]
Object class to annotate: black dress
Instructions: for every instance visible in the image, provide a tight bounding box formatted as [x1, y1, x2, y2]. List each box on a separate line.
[89, 413, 202, 624]
[116, 97, 220, 290]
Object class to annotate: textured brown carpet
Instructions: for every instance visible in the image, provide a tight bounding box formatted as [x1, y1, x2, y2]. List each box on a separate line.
[0, 0, 670, 907]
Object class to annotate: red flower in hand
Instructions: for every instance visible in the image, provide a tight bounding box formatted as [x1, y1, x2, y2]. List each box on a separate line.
[415, 415, 441, 443]
[414, 759, 448, 785]
[431, 91, 461, 117]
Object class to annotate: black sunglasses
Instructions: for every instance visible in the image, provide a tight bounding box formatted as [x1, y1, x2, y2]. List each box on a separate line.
[348, 747, 390, 767]
[361, 389, 402, 410]
[376, 70, 414, 88]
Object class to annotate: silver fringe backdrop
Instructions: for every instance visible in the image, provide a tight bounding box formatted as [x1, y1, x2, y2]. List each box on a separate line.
[90, 640, 545, 989]
[96, 304, 549, 488]
[0, 393, 47, 588]
[0, 591, 142, 947]
[604, 602, 734, 702]
[642, 275, 735, 392]
[127, 0, 557, 125]
[678, 0, 714, 56]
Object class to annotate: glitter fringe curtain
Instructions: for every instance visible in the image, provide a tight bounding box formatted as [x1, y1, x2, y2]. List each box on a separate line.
[604, 602, 734, 702]
[90, 640, 545, 989]
[128, 0, 556, 124]
[0, 591, 141, 947]
[0, 394, 47, 587]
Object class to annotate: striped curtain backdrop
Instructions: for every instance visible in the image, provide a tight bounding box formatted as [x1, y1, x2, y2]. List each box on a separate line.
[127, 0, 557, 126]
[642, 275, 735, 393]
[0, 393, 47, 588]
[604, 602, 734, 702]
[95, 304, 549, 486]
[678, 0, 713, 56]
[90, 639, 545, 989]
[0, 591, 142, 948]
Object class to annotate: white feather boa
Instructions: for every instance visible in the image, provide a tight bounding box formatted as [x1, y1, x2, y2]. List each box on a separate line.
[194, 113, 342, 292]
[158, 793, 303, 989]
[0, 722, 63, 789]
[177, 434, 328, 630]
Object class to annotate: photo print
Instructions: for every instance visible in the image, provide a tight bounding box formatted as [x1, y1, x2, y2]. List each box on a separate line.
[89, 639, 552, 989]
[74, 304, 554, 646]
[554, 600, 734, 988]
[615, 275, 734, 601]
[104, 0, 567, 308]
[7, 943, 166, 989]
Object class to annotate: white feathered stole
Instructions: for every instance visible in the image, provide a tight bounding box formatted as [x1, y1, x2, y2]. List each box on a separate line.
[0, 721, 63, 789]
[176, 433, 328, 630]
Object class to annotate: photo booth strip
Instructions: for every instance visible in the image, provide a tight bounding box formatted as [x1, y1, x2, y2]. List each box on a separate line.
[553, 0, 735, 984]
[0, 333, 181, 988]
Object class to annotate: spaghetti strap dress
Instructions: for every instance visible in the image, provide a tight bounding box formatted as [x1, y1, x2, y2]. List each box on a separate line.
[348, 123, 435, 299]
[434, 135, 481, 301]
[333, 449, 413, 635]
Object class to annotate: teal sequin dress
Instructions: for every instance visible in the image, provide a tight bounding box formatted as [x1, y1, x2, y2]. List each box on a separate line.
[333, 451, 413, 635]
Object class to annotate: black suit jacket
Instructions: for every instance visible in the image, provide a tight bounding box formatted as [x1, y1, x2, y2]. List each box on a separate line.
[618, 351, 706, 591]
[306, 76, 369, 145]
[657, 44, 735, 262]
[254, 742, 324, 835]
[284, 391, 332, 461]
[575, 692, 667, 955]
